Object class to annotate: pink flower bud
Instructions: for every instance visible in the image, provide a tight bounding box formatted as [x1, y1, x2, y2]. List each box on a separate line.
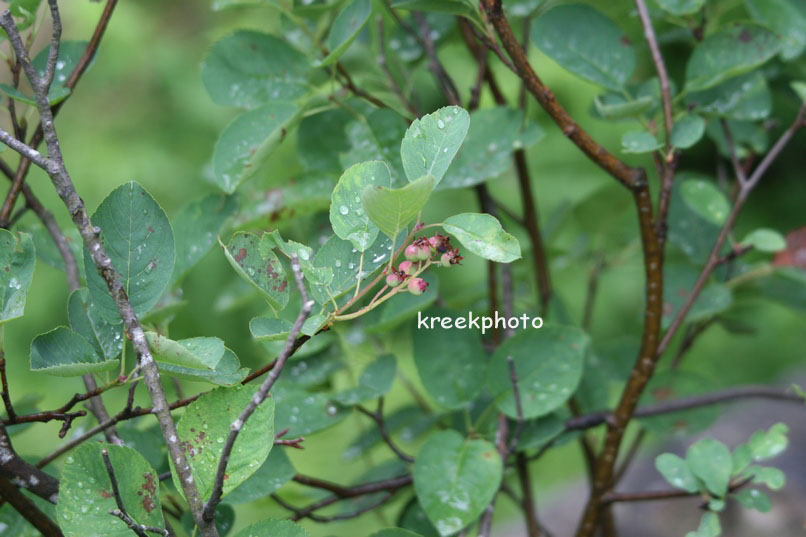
[407, 277, 429, 295]
[404, 244, 420, 261]
[440, 253, 453, 267]
[398, 260, 415, 275]
[416, 243, 432, 261]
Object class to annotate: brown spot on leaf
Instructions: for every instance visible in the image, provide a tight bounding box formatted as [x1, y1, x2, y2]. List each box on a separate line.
[101, 490, 112, 499]
[233, 248, 247, 262]
[620, 35, 632, 46]
[774, 227, 806, 269]
[652, 387, 675, 401]
[278, 280, 287, 292]
[147, 226, 154, 233]
[738, 29, 753, 43]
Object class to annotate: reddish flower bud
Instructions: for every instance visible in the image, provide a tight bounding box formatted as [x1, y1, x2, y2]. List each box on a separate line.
[407, 277, 429, 295]
[439, 248, 463, 267]
[417, 243, 432, 260]
[404, 244, 420, 261]
[398, 260, 415, 275]
[386, 272, 404, 287]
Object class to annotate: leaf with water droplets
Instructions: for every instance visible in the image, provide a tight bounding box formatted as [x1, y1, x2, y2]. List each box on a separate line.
[621, 130, 662, 153]
[686, 438, 732, 497]
[318, 0, 372, 67]
[172, 385, 274, 502]
[746, 0, 806, 60]
[30, 327, 118, 377]
[0, 41, 87, 106]
[0, 229, 35, 325]
[273, 386, 349, 437]
[413, 308, 486, 409]
[330, 161, 391, 252]
[685, 24, 781, 92]
[57, 443, 164, 537]
[655, 453, 701, 493]
[67, 288, 122, 360]
[202, 30, 310, 109]
[438, 107, 544, 190]
[157, 347, 248, 386]
[401, 106, 469, 185]
[340, 109, 408, 185]
[226, 447, 296, 504]
[362, 174, 434, 240]
[222, 231, 289, 311]
[413, 430, 502, 536]
[85, 181, 175, 322]
[442, 213, 521, 263]
[686, 72, 772, 121]
[172, 193, 238, 286]
[487, 325, 587, 419]
[531, 4, 635, 90]
[212, 102, 301, 193]
[679, 178, 730, 226]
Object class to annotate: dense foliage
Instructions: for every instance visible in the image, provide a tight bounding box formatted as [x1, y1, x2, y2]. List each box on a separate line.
[0, 0, 803, 536]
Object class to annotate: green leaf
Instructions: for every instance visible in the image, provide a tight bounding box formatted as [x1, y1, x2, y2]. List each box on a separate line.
[639, 370, 720, 435]
[734, 488, 771, 512]
[340, 109, 408, 184]
[654, 0, 705, 15]
[234, 519, 309, 537]
[273, 387, 349, 436]
[157, 347, 248, 386]
[226, 447, 296, 503]
[31, 41, 87, 104]
[261, 231, 333, 286]
[621, 130, 662, 153]
[438, 107, 544, 190]
[400, 106, 470, 185]
[392, 0, 477, 19]
[670, 115, 706, 149]
[746, 0, 806, 60]
[732, 443, 753, 474]
[442, 213, 521, 263]
[8, 0, 42, 30]
[57, 444, 164, 537]
[0, 230, 35, 324]
[85, 181, 175, 321]
[363, 175, 434, 240]
[741, 228, 787, 253]
[655, 453, 700, 493]
[222, 231, 289, 311]
[334, 354, 396, 405]
[145, 332, 225, 370]
[298, 108, 352, 173]
[232, 172, 333, 230]
[686, 72, 772, 121]
[414, 430, 502, 536]
[413, 308, 486, 409]
[685, 512, 721, 537]
[330, 161, 391, 251]
[679, 179, 730, 226]
[531, 4, 636, 90]
[173, 385, 274, 501]
[202, 30, 310, 109]
[30, 327, 117, 377]
[250, 317, 294, 341]
[212, 102, 301, 193]
[747, 422, 789, 460]
[172, 193, 238, 285]
[309, 231, 403, 305]
[516, 412, 566, 451]
[746, 465, 785, 490]
[487, 325, 587, 419]
[686, 438, 732, 497]
[662, 263, 732, 329]
[67, 288, 122, 360]
[319, 0, 372, 67]
[685, 24, 781, 92]
[706, 119, 769, 159]
[397, 498, 440, 536]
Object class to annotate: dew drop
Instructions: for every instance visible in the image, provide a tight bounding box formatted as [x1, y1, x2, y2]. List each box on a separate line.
[339, 205, 349, 215]
[437, 119, 445, 129]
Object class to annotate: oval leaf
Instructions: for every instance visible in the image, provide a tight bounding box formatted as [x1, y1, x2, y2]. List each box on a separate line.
[363, 175, 434, 240]
[30, 327, 117, 377]
[621, 130, 662, 153]
[686, 438, 732, 497]
[401, 106, 470, 185]
[685, 24, 781, 92]
[655, 453, 700, 493]
[158, 347, 248, 386]
[202, 30, 310, 109]
[172, 385, 274, 501]
[212, 102, 300, 193]
[223, 231, 289, 311]
[85, 181, 175, 321]
[531, 4, 636, 90]
[487, 325, 586, 419]
[319, 0, 372, 67]
[413, 430, 502, 536]
[741, 228, 787, 253]
[670, 114, 706, 149]
[67, 288, 123, 360]
[57, 444, 164, 537]
[679, 179, 730, 226]
[331, 161, 391, 251]
[145, 332, 225, 370]
[442, 213, 521, 263]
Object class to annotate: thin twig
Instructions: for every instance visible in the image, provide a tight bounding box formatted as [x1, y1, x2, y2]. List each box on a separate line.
[634, 0, 673, 151]
[202, 255, 314, 522]
[356, 398, 414, 463]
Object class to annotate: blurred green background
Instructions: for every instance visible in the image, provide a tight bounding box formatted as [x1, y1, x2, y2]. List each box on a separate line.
[2, 0, 804, 535]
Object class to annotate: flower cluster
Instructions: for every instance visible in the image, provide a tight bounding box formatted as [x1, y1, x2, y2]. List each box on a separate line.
[385, 233, 463, 296]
